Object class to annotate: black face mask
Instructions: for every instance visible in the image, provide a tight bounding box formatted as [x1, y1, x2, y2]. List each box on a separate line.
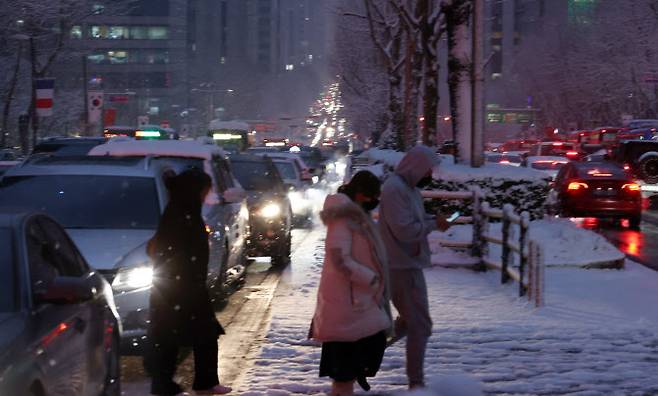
[416, 175, 433, 188]
[361, 198, 379, 212]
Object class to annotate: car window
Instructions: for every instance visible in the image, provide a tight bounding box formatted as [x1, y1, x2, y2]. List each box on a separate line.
[0, 175, 161, 229]
[38, 218, 88, 276]
[212, 157, 234, 191]
[274, 161, 298, 180]
[26, 220, 59, 296]
[0, 228, 15, 312]
[231, 160, 283, 191]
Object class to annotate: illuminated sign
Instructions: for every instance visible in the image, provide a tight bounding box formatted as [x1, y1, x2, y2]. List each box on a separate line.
[135, 130, 161, 138]
[213, 133, 243, 140]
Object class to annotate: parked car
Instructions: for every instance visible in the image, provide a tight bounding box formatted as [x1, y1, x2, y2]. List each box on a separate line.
[550, 161, 642, 229]
[0, 211, 121, 395]
[485, 152, 524, 166]
[31, 137, 107, 157]
[272, 158, 313, 224]
[89, 140, 249, 346]
[89, 139, 250, 295]
[229, 154, 292, 266]
[528, 141, 582, 160]
[611, 140, 658, 203]
[0, 156, 173, 353]
[521, 156, 569, 180]
[259, 152, 315, 184]
[0, 160, 20, 177]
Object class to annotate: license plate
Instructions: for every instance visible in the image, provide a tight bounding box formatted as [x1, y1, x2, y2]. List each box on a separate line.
[593, 188, 616, 196]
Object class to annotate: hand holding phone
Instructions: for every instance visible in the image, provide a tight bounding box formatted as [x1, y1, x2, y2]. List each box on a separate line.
[446, 211, 461, 223]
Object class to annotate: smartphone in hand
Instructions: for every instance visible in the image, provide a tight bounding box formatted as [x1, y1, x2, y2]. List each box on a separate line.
[446, 211, 461, 223]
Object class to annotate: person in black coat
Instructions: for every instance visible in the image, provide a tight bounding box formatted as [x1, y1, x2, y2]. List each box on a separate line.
[146, 168, 232, 396]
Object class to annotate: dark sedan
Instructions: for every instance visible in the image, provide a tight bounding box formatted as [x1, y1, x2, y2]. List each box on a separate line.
[552, 162, 642, 229]
[0, 212, 121, 395]
[230, 154, 292, 266]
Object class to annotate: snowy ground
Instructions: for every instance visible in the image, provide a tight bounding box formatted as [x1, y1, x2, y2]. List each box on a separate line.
[236, 227, 658, 395]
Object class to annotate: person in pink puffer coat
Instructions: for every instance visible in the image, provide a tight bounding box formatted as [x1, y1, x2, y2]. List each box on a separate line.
[311, 171, 392, 396]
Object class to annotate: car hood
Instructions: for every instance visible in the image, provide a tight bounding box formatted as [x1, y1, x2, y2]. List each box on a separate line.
[67, 229, 155, 270]
[246, 190, 286, 206]
[0, 313, 24, 361]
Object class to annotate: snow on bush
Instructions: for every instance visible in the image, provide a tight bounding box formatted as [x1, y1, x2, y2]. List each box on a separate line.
[361, 148, 551, 219]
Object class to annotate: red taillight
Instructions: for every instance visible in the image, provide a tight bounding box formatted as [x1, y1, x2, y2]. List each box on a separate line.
[499, 160, 510, 164]
[566, 151, 579, 157]
[553, 142, 563, 146]
[568, 182, 589, 191]
[622, 183, 641, 192]
[623, 164, 631, 171]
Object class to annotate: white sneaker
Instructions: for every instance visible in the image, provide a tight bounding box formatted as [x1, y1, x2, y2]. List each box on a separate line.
[195, 384, 232, 395]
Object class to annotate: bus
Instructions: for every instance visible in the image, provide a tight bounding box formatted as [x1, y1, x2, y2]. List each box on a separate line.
[208, 120, 252, 153]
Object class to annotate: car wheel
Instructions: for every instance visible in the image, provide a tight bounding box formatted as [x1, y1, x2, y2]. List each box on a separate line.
[213, 245, 229, 302]
[102, 333, 121, 396]
[271, 232, 292, 267]
[629, 215, 642, 230]
[638, 154, 658, 184]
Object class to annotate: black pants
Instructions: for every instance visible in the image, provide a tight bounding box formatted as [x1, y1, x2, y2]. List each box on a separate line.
[150, 337, 220, 395]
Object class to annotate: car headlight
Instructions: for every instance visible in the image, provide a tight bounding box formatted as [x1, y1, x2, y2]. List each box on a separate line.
[112, 266, 153, 291]
[258, 203, 282, 218]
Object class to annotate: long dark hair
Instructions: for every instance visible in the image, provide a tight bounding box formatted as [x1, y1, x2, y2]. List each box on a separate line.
[338, 170, 381, 201]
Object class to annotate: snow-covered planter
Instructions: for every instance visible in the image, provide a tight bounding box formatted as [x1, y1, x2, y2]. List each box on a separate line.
[425, 170, 551, 220]
[361, 148, 552, 220]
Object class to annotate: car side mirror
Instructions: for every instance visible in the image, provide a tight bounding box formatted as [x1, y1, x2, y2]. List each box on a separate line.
[222, 186, 246, 204]
[34, 276, 95, 305]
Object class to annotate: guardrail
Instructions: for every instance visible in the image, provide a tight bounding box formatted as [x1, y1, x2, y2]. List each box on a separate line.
[421, 189, 545, 307]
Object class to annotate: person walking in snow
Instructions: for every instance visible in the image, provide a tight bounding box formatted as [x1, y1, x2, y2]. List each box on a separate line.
[146, 168, 232, 396]
[378, 145, 451, 389]
[311, 171, 392, 396]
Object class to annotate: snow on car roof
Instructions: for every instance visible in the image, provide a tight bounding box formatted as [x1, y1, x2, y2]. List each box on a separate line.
[88, 140, 226, 160]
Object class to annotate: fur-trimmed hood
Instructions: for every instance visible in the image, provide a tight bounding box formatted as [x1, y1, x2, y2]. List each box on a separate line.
[320, 193, 371, 226]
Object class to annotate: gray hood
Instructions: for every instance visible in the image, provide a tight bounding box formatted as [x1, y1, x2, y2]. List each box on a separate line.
[395, 145, 440, 187]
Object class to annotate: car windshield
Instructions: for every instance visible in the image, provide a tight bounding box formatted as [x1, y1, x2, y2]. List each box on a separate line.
[0, 175, 160, 229]
[274, 162, 297, 180]
[531, 161, 567, 171]
[0, 228, 14, 311]
[231, 161, 282, 190]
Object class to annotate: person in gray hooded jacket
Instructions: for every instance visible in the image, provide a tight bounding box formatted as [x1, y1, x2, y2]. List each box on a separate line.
[378, 145, 450, 389]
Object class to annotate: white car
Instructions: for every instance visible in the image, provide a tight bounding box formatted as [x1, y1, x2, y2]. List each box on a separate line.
[522, 156, 570, 180]
[0, 156, 172, 353]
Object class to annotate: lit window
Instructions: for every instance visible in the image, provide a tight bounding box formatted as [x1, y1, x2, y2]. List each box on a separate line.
[285, 64, 294, 71]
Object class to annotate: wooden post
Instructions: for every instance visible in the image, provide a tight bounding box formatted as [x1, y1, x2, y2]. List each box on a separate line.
[519, 212, 530, 297]
[501, 205, 512, 284]
[528, 240, 536, 301]
[480, 201, 491, 271]
[471, 191, 482, 257]
[535, 243, 545, 307]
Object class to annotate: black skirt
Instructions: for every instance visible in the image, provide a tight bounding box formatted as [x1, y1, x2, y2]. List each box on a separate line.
[319, 331, 387, 382]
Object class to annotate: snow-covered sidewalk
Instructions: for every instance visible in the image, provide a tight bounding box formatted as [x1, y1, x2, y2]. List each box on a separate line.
[236, 228, 658, 395]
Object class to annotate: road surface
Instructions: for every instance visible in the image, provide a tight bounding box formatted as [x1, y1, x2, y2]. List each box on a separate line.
[575, 210, 658, 270]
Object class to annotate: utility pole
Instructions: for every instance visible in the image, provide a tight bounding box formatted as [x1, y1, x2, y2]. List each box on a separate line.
[471, 0, 485, 167]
